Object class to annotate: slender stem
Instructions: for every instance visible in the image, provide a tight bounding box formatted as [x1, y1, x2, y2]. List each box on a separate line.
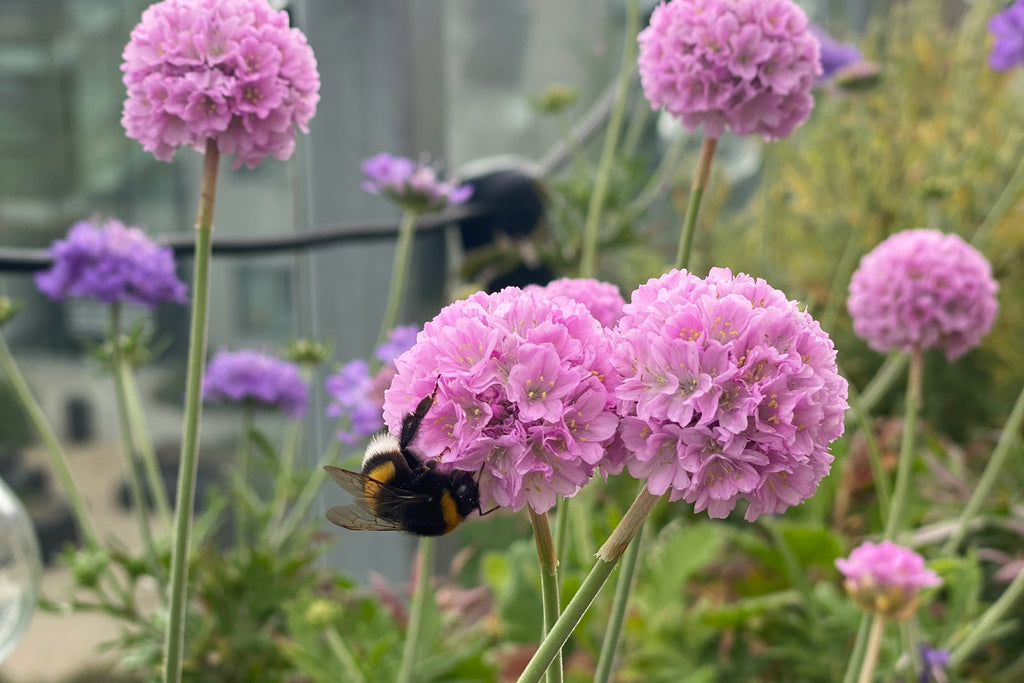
[0, 333, 99, 547]
[674, 137, 719, 271]
[269, 418, 303, 528]
[856, 353, 909, 418]
[120, 361, 173, 529]
[842, 614, 872, 683]
[235, 406, 255, 542]
[949, 557, 1024, 666]
[856, 614, 887, 683]
[270, 430, 345, 548]
[377, 210, 417, 350]
[971, 146, 1024, 251]
[553, 497, 570, 569]
[517, 489, 661, 683]
[397, 537, 434, 683]
[942, 381, 1024, 555]
[883, 349, 923, 540]
[529, 507, 563, 683]
[109, 304, 159, 573]
[578, 0, 638, 278]
[592, 522, 644, 683]
[846, 386, 892, 524]
[163, 138, 219, 683]
[325, 627, 368, 683]
[554, 112, 591, 176]
[821, 227, 864, 334]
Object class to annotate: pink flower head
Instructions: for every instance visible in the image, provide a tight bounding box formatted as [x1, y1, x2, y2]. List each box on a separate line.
[361, 153, 473, 214]
[637, 0, 821, 140]
[325, 325, 420, 444]
[611, 268, 848, 521]
[382, 288, 620, 514]
[525, 278, 625, 329]
[202, 349, 308, 417]
[835, 540, 941, 620]
[121, 0, 320, 169]
[847, 229, 998, 361]
[35, 218, 188, 308]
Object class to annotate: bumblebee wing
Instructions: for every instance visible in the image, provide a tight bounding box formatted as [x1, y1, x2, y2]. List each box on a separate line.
[323, 465, 429, 532]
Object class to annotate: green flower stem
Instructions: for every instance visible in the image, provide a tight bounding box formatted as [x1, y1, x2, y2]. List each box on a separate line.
[0, 333, 99, 546]
[592, 521, 644, 683]
[857, 353, 909, 418]
[883, 348, 923, 540]
[856, 614, 887, 683]
[397, 537, 435, 683]
[109, 304, 160, 573]
[528, 506, 563, 683]
[971, 147, 1024, 251]
[237, 406, 255, 490]
[119, 360, 173, 530]
[553, 497, 570, 570]
[842, 614, 871, 683]
[555, 113, 591, 176]
[578, 0, 638, 279]
[163, 138, 219, 683]
[325, 626, 368, 683]
[949, 555, 1024, 667]
[942, 381, 1024, 555]
[517, 488, 661, 683]
[270, 430, 345, 549]
[377, 210, 417, 350]
[269, 417, 303, 528]
[674, 136, 719, 271]
[235, 406, 255, 542]
[846, 385, 892, 524]
[630, 131, 688, 214]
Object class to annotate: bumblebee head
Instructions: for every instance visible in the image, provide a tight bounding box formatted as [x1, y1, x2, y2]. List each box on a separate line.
[451, 471, 481, 518]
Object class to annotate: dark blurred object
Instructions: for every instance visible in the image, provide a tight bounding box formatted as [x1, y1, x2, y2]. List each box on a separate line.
[66, 396, 93, 443]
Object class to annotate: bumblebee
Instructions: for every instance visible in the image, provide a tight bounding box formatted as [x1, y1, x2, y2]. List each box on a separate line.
[324, 387, 482, 536]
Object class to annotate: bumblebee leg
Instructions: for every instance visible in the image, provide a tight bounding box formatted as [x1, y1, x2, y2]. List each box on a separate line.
[399, 381, 440, 450]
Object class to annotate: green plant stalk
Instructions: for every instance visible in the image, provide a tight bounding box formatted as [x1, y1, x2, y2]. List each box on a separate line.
[821, 226, 865, 334]
[377, 210, 417, 350]
[555, 112, 591, 176]
[578, 0, 638, 279]
[856, 353, 909, 418]
[856, 614, 887, 683]
[516, 488, 661, 683]
[120, 361, 173, 529]
[163, 138, 219, 683]
[235, 406, 256, 542]
[397, 537, 434, 683]
[109, 304, 160, 574]
[842, 615, 872, 683]
[942, 381, 1024, 555]
[325, 626, 368, 683]
[553, 497, 570, 570]
[674, 137, 719, 271]
[269, 417, 303, 528]
[846, 385, 892, 522]
[0, 333, 99, 546]
[883, 348, 923, 540]
[592, 521, 644, 683]
[630, 131, 688, 214]
[270, 426, 345, 548]
[950, 559, 1024, 667]
[971, 147, 1024, 251]
[529, 506, 563, 683]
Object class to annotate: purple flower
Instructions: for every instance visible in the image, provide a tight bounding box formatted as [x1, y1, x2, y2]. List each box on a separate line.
[847, 229, 998, 361]
[835, 540, 941, 620]
[202, 349, 308, 417]
[637, 0, 821, 140]
[524, 278, 625, 329]
[361, 153, 473, 214]
[989, 1, 1024, 71]
[918, 645, 951, 683]
[809, 24, 864, 83]
[610, 268, 848, 521]
[325, 326, 420, 444]
[121, 0, 320, 169]
[35, 218, 188, 308]
[382, 288, 620, 514]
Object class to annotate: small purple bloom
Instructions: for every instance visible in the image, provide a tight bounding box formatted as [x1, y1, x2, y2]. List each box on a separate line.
[918, 645, 951, 683]
[524, 278, 625, 329]
[324, 326, 419, 444]
[989, 1, 1024, 71]
[637, 0, 821, 140]
[361, 153, 473, 214]
[383, 288, 620, 514]
[611, 268, 848, 521]
[121, 0, 320, 169]
[810, 24, 864, 83]
[34, 218, 188, 309]
[836, 540, 941, 620]
[202, 349, 308, 418]
[847, 229, 998, 361]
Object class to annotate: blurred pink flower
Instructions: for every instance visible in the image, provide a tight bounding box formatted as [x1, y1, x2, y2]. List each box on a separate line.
[525, 278, 625, 329]
[121, 0, 320, 169]
[836, 540, 941, 619]
[847, 229, 998, 360]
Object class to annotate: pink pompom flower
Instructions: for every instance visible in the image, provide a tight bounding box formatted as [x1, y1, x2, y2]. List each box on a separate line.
[637, 0, 821, 140]
[847, 229, 998, 361]
[611, 268, 848, 521]
[382, 288, 620, 514]
[836, 540, 941, 620]
[525, 278, 625, 329]
[121, 0, 320, 169]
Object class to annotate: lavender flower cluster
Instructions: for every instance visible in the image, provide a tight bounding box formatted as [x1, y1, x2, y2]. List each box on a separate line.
[121, 0, 320, 168]
[988, 0, 1024, 71]
[361, 153, 473, 214]
[35, 219, 188, 309]
[202, 349, 308, 418]
[637, 0, 821, 140]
